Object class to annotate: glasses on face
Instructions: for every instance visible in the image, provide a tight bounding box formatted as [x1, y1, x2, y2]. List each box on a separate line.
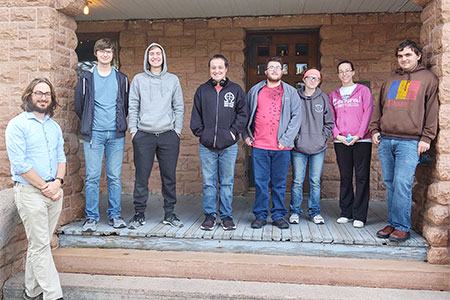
[33, 91, 52, 98]
[305, 76, 320, 82]
[339, 69, 353, 75]
[267, 66, 282, 71]
[97, 49, 113, 55]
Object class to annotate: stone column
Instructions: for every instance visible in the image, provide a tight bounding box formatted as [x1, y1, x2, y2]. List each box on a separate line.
[0, 0, 85, 222]
[412, 0, 450, 264]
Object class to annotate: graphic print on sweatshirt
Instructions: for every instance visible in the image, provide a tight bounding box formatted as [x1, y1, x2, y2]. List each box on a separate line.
[224, 92, 235, 108]
[253, 84, 283, 150]
[386, 80, 421, 107]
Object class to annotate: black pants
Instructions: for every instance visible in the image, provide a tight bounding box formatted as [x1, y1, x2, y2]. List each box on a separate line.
[334, 142, 372, 223]
[132, 130, 180, 216]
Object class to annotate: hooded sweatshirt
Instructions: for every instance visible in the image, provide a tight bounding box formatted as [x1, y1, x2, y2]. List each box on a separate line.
[369, 65, 438, 144]
[294, 87, 334, 154]
[329, 83, 373, 140]
[128, 42, 184, 134]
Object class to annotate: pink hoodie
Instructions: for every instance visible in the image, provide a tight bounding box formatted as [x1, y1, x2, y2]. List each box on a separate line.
[328, 84, 373, 140]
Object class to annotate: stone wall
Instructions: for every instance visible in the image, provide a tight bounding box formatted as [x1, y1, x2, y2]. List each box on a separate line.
[412, 0, 450, 264]
[0, 0, 83, 296]
[77, 12, 421, 199]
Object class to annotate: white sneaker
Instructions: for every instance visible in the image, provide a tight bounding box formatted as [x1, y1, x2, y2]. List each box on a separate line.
[289, 213, 300, 224]
[336, 217, 350, 224]
[353, 220, 364, 228]
[312, 215, 325, 225]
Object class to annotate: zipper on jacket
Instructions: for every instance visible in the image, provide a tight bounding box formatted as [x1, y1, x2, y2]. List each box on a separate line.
[213, 89, 220, 148]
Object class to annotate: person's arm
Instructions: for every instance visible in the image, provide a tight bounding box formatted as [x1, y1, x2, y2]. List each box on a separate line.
[74, 75, 85, 119]
[369, 82, 385, 138]
[230, 86, 249, 137]
[322, 94, 335, 138]
[190, 88, 204, 137]
[356, 86, 374, 139]
[128, 77, 141, 139]
[418, 77, 439, 155]
[172, 78, 184, 135]
[278, 89, 301, 148]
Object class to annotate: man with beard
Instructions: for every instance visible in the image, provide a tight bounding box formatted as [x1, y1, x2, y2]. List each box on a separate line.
[244, 57, 301, 229]
[6, 78, 65, 300]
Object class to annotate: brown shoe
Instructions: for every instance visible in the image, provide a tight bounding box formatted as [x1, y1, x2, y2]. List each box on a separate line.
[376, 225, 395, 238]
[389, 229, 410, 242]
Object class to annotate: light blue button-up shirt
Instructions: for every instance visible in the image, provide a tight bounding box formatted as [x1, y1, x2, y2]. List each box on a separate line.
[5, 112, 66, 184]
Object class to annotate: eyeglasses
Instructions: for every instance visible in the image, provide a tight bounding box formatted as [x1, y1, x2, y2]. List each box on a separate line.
[305, 76, 320, 82]
[33, 91, 52, 98]
[338, 70, 353, 74]
[267, 66, 282, 71]
[97, 49, 113, 55]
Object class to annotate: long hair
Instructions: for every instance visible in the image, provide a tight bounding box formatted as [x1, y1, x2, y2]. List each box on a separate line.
[21, 77, 58, 117]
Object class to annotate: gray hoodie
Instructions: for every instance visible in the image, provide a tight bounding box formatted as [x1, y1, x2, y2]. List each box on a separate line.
[128, 42, 184, 134]
[294, 87, 334, 154]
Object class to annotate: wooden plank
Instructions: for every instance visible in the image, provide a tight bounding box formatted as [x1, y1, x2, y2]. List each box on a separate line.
[221, 197, 249, 240]
[320, 202, 345, 244]
[272, 224, 282, 241]
[161, 195, 198, 238]
[321, 201, 354, 245]
[262, 223, 273, 241]
[231, 197, 254, 240]
[298, 215, 312, 243]
[306, 218, 324, 243]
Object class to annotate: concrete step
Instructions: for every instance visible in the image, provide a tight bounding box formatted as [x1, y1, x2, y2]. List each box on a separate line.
[4, 272, 450, 300]
[52, 248, 450, 291]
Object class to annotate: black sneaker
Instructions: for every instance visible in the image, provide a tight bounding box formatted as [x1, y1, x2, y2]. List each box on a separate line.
[221, 216, 236, 230]
[163, 213, 184, 228]
[128, 212, 145, 229]
[200, 214, 216, 231]
[251, 218, 267, 229]
[272, 218, 289, 229]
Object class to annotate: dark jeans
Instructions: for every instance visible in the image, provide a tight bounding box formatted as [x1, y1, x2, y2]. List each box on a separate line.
[132, 130, 180, 216]
[334, 142, 372, 223]
[252, 147, 291, 221]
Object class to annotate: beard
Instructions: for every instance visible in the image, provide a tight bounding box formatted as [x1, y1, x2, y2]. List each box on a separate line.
[266, 72, 282, 83]
[27, 99, 51, 114]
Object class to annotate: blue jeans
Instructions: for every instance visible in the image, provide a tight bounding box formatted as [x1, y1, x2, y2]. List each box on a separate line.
[199, 143, 238, 219]
[83, 130, 125, 221]
[252, 147, 291, 221]
[290, 149, 325, 218]
[378, 138, 419, 232]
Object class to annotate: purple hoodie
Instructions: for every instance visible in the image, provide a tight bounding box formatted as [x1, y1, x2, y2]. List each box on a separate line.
[328, 84, 373, 140]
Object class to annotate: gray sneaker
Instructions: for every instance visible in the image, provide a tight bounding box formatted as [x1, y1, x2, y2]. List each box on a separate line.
[23, 290, 42, 300]
[82, 218, 97, 232]
[163, 213, 184, 228]
[108, 216, 127, 229]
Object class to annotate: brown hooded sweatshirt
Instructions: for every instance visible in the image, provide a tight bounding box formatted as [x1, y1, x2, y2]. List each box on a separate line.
[369, 65, 439, 144]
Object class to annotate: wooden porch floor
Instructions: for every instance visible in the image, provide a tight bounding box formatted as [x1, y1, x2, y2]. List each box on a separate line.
[57, 195, 428, 261]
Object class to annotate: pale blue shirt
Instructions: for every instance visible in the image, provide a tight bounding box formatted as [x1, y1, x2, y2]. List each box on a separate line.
[5, 112, 66, 184]
[93, 66, 117, 131]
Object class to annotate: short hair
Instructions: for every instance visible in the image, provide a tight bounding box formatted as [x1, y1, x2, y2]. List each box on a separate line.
[396, 40, 422, 63]
[337, 60, 355, 73]
[265, 57, 283, 70]
[93, 38, 115, 54]
[208, 54, 229, 69]
[21, 78, 58, 117]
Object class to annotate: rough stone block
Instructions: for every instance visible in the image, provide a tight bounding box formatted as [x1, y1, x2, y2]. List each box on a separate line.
[180, 46, 207, 58]
[0, 24, 18, 40]
[37, 7, 58, 28]
[423, 202, 450, 226]
[158, 36, 195, 47]
[358, 14, 378, 24]
[119, 31, 147, 47]
[320, 25, 352, 40]
[220, 40, 244, 51]
[332, 14, 358, 25]
[214, 27, 245, 40]
[207, 18, 232, 28]
[379, 13, 405, 24]
[426, 247, 450, 264]
[0, 8, 9, 22]
[423, 223, 449, 247]
[165, 21, 183, 36]
[11, 7, 35, 22]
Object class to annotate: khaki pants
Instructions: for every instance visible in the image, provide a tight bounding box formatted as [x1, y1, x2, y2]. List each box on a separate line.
[14, 183, 63, 300]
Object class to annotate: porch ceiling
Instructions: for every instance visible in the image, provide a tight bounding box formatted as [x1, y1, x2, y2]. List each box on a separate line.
[76, 0, 422, 21]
